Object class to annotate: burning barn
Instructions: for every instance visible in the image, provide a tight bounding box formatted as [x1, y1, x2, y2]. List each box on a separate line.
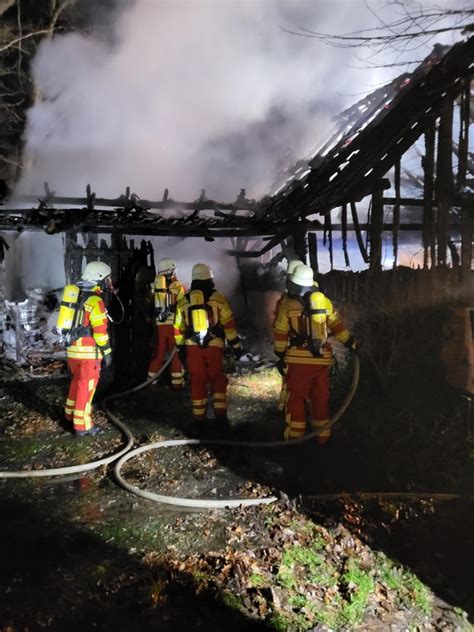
[0, 37, 472, 389]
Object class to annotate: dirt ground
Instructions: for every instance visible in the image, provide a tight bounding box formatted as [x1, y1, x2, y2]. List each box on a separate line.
[0, 353, 473, 631]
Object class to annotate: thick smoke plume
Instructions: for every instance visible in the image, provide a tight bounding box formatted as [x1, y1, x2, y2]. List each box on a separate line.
[7, 0, 466, 297]
[18, 0, 400, 200]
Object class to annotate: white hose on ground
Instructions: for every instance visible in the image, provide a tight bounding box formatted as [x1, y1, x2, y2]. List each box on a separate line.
[113, 353, 361, 509]
[0, 351, 176, 479]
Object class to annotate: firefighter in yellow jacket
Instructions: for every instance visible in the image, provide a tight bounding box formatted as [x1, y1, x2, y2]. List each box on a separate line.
[273, 264, 354, 444]
[64, 261, 113, 436]
[148, 258, 186, 389]
[174, 263, 242, 426]
[275, 259, 319, 411]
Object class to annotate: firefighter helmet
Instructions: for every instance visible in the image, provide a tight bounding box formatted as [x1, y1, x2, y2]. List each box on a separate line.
[286, 259, 303, 276]
[290, 264, 314, 287]
[157, 258, 176, 275]
[192, 263, 213, 281]
[81, 261, 112, 282]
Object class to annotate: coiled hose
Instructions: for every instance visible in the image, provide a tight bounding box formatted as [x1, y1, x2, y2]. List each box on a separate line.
[0, 351, 361, 510]
[0, 353, 175, 479]
[113, 352, 361, 509]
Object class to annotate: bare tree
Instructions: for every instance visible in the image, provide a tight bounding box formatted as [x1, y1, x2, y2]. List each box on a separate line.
[282, 2, 474, 68]
[0, 0, 77, 182]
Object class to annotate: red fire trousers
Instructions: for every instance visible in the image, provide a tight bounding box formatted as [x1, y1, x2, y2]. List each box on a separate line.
[285, 363, 330, 443]
[65, 358, 101, 432]
[148, 324, 184, 389]
[186, 345, 228, 421]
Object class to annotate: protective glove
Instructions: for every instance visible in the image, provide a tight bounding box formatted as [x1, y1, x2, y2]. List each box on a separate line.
[275, 359, 286, 376]
[343, 336, 357, 351]
[102, 353, 113, 369]
[177, 346, 187, 364]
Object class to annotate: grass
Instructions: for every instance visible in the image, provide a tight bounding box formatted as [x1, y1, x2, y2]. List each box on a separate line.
[278, 544, 337, 589]
[98, 519, 166, 550]
[377, 553, 433, 616]
[249, 572, 267, 588]
[3, 438, 43, 460]
[340, 558, 375, 626]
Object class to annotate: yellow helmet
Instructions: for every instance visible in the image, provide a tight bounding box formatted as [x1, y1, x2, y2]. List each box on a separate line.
[81, 261, 112, 282]
[192, 263, 213, 281]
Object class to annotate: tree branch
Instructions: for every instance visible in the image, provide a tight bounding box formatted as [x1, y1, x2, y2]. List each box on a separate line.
[0, 29, 51, 54]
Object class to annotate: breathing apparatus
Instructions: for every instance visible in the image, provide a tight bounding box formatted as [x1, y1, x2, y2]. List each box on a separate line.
[288, 264, 328, 357]
[154, 274, 171, 322]
[153, 258, 177, 322]
[186, 263, 215, 347]
[55, 261, 113, 346]
[189, 289, 211, 346]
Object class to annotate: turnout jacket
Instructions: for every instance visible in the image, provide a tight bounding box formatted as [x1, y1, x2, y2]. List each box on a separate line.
[66, 288, 111, 360]
[174, 290, 241, 350]
[273, 293, 350, 366]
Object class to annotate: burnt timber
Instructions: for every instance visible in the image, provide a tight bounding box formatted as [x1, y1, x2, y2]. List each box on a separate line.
[0, 37, 473, 269]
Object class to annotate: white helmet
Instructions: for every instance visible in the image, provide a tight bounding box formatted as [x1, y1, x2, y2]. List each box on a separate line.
[290, 264, 314, 288]
[192, 263, 213, 281]
[157, 258, 176, 275]
[81, 261, 112, 282]
[287, 259, 303, 276]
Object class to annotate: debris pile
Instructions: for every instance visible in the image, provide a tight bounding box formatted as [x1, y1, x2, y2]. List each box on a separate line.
[2, 288, 61, 365]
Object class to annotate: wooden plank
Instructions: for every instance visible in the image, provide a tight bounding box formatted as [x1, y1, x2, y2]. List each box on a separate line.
[461, 200, 473, 275]
[369, 184, 384, 271]
[392, 159, 401, 268]
[308, 231, 319, 275]
[341, 204, 350, 267]
[12, 192, 257, 213]
[324, 212, 333, 270]
[435, 101, 454, 266]
[350, 202, 369, 263]
[457, 79, 471, 190]
[422, 120, 436, 268]
[293, 226, 308, 263]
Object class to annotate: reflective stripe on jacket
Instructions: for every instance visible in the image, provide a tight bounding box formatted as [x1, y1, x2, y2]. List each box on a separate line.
[174, 290, 240, 349]
[273, 293, 350, 366]
[66, 292, 111, 360]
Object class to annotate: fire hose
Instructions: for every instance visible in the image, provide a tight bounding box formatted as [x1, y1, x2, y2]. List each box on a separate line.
[0, 354, 175, 479]
[113, 350, 361, 509]
[0, 349, 360, 509]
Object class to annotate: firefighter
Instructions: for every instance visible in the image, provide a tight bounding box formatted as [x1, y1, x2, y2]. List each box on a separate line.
[64, 261, 113, 437]
[273, 264, 354, 444]
[148, 258, 186, 390]
[275, 259, 319, 411]
[275, 259, 304, 411]
[174, 263, 242, 427]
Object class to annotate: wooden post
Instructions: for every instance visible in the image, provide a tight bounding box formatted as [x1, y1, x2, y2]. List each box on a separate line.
[308, 232, 319, 276]
[341, 204, 350, 267]
[350, 202, 369, 264]
[460, 199, 473, 277]
[324, 212, 333, 270]
[435, 101, 454, 267]
[293, 226, 308, 264]
[369, 184, 384, 272]
[393, 159, 401, 268]
[457, 79, 471, 191]
[422, 120, 436, 268]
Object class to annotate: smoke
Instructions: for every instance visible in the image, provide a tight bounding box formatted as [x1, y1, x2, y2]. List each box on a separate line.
[17, 0, 405, 200]
[7, 0, 467, 297]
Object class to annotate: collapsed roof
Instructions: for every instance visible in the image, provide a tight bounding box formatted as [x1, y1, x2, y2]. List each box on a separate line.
[1, 36, 473, 239]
